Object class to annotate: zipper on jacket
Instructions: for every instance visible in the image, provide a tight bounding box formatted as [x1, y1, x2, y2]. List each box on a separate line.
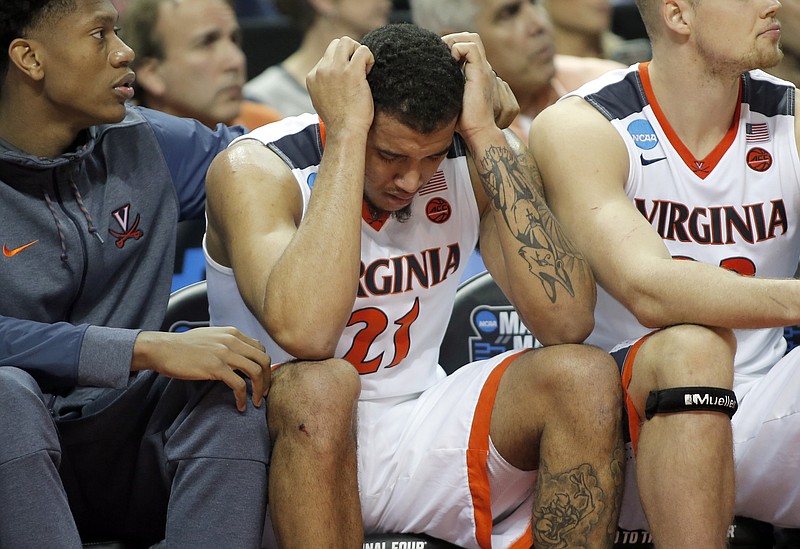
[53, 165, 91, 323]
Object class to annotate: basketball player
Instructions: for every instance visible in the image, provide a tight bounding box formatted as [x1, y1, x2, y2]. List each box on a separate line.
[204, 23, 625, 548]
[531, 0, 800, 547]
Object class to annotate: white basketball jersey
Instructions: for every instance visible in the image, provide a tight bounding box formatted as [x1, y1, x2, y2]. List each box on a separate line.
[567, 64, 800, 389]
[206, 114, 481, 400]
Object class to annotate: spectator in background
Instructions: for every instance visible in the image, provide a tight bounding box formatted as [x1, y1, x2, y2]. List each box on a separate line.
[411, 0, 623, 142]
[769, 0, 800, 86]
[412, 0, 624, 281]
[243, 0, 391, 116]
[121, 0, 282, 130]
[122, 0, 284, 292]
[540, 0, 650, 65]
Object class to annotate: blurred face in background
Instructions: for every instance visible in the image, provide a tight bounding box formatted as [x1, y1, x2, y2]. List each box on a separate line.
[778, 0, 800, 56]
[327, 0, 392, 38]
[540, 0, 613, 38]
[136, 0, 246, 127]
[473, 0, 557, 96]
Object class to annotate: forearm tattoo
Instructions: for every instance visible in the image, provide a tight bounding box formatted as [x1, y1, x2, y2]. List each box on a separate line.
[532, 461, 607, 549]
[478, 145, 581, 303]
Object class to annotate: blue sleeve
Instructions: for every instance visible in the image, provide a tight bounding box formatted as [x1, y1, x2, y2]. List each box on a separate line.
[0, 315, 84, 387]
[0, 316, 137, 390]
[137, 106, 248, 222]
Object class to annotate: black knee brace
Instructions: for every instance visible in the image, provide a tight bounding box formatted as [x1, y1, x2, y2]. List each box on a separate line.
[645, 386, 738, 420]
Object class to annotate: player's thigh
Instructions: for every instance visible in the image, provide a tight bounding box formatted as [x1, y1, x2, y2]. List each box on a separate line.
[357, 351, 535, 542]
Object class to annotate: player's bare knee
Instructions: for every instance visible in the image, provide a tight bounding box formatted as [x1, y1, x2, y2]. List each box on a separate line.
[510, 345, 621, 420]
[268, 358, 360, 442]
[647, 325, 736, 389]
[635, 326, 739, 422]
[547, 344, 622, 422]
[527, 344, 617, 388]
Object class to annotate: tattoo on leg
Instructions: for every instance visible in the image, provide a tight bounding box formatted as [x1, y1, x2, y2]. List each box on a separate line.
[477, 144, 583, 303]
[532, 460, 606, 549]
[608, 446, 625, 537]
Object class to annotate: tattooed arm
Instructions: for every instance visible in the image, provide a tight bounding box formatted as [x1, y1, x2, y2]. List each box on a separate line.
[442, 32, 595, 343]
[469, 130, 597, 345]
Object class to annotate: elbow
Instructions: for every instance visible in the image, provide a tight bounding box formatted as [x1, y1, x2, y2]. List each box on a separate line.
[563, 312, 595, 343]
[264, 315, 341, 360]
[530, 308, 595, 346]
[633, 309, 668, 330]
[622, 289, 672, 329]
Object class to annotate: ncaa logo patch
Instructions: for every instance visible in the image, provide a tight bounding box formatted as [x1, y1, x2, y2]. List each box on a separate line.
[425, 197, 451, 224]
[474, 309, 499, 334]
[627, 119, 659, 150]
[746, 147, 772, 172]
[468, 305, 536, 362]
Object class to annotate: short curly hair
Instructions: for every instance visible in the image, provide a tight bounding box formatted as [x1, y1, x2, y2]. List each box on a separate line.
[0, 0, 75, 88]
[362, 24, 464, 134]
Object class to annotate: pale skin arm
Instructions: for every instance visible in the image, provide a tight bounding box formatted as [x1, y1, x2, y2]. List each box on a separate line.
[442, 33, 597, 345]
[531, 96, 800, 330]
[205, 37, 375, 360]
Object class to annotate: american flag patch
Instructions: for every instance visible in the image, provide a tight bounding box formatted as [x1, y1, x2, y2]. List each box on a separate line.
[746, 123, 770, 143]
[418, 170, 448, 196]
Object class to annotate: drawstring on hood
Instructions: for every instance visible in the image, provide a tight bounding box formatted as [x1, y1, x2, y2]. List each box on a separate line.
[43, 190, 69, 264]
[69, 180, 105, 245]
[42, 162, 106, 264]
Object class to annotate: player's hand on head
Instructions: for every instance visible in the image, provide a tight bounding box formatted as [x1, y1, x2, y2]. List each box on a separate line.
[307, 36, 375, 135]
[133, 327, 272, 412]
[492, 75, 519, 130]
[442, 32, 499, 140]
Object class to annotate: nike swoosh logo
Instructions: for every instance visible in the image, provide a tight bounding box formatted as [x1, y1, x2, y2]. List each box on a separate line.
[3, 240, 39, 257]
[640, 155, 667, 166]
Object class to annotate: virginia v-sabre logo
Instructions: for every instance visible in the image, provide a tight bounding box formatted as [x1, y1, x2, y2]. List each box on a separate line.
[109, 204, 144, 248]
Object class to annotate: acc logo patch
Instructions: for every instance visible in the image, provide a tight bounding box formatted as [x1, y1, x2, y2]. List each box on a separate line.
[425, 197, 451, 224]
[746, 147, 772, 172]
[627, 119, 659, 150]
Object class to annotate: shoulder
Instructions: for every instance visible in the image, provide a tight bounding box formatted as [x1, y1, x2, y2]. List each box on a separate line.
[535, 95, 611, 132]
[531, 96, 627, 167]
[232, 113, 323, 169]
[554, 54, 627, 94]
[743, 70, 796, 117]
[114, 105, 244, 148]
